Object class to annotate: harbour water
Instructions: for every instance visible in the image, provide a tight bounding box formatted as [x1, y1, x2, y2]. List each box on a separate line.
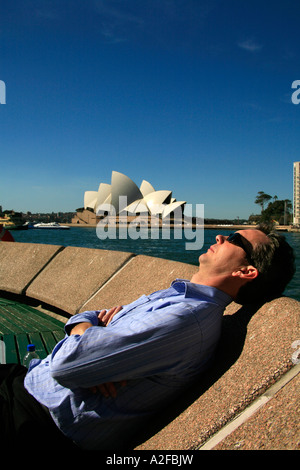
[11, 226, 300, 302]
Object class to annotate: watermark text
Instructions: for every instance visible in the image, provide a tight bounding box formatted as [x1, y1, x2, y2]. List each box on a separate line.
[291, 340, 300, 364]
[0, 80, 6, 104]
[291, 80, 300, 105]
[96, 199, 204, 251]
[0, 340, 6, 364]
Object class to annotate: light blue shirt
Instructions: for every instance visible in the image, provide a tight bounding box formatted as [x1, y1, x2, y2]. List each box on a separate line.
[24, 280, 231, 449]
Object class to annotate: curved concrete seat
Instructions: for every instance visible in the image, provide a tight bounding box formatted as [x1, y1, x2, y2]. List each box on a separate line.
[0, 242, 198, 315]
[25, 246, 134, 314]
[81, 254, 198, 311]
[135, 297, 300, 450]
[0, 242, 63, 295]
[0, 242, 299, 449]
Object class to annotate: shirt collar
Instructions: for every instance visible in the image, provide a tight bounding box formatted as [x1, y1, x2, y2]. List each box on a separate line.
[171, 279, 232, 307]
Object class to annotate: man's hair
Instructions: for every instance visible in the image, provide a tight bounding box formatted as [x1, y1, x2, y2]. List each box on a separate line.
[235, 223, 296, 305]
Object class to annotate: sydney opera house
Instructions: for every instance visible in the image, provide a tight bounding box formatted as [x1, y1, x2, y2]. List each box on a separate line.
[72, 171, 186, 225]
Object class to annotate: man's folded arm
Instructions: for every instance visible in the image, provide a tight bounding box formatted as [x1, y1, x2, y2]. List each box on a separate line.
[49, 304, 201, 390]
[63, 310, 102, 335]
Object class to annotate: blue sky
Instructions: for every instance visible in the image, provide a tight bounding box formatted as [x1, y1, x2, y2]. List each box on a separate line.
[1, 0, 300, 219]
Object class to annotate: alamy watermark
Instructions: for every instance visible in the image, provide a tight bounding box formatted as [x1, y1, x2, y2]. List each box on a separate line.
[96, 197, 204, 250]
[0, 340, 6, 364]
[291, 340, 300, 365]
[291, 80, 300, 105]
[0, 80, 6, 104]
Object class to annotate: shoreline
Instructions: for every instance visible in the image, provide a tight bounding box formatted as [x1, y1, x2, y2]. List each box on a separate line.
[65, 223, 295, 232]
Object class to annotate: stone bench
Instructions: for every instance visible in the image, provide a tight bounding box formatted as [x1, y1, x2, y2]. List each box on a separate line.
[135, 297, 300, 450]
[0, 241, 299, 450]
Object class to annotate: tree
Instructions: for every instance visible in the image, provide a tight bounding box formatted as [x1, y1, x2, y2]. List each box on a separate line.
[261, 199, 292, 224]
[255, 191, 273, 213]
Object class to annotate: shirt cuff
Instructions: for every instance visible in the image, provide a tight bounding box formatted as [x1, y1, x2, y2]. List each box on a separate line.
[64, 310, 100, 335]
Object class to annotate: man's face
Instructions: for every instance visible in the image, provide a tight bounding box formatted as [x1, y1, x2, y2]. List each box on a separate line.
[199, 229, 269, 277]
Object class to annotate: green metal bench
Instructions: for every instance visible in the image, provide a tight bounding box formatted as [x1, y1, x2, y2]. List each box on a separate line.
[0, 297, 66, 364]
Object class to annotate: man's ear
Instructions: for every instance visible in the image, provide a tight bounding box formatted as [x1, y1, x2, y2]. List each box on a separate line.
[232, 265, 259, 280]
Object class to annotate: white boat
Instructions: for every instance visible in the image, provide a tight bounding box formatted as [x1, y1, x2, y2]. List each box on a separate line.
[32, 222, 70, 229]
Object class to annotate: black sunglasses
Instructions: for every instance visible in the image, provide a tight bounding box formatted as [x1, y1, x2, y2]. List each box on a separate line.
[227, 232, 254, 263]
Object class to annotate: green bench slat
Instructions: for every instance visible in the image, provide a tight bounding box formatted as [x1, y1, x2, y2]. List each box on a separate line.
[0, 298, 66, 364]
[28, 332, 49, 360]
[0, 308, 25, 334]
[0, 305, 64, 334]
[53, 330, 65, 342]
[15, 333, 31, 364]
[42, 331, 59, 355]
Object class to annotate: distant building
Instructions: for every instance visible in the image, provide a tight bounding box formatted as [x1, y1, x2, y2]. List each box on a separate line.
[293, 161, 300, 225]
[72, 171, 186, 225]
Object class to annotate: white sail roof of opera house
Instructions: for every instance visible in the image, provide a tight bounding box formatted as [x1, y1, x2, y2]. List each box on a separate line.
[83, 171, 186, 219]
[84, 191, 98, 211]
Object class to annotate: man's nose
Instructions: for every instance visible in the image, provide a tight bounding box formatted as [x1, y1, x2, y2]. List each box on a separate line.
[216, 234, 226, 244]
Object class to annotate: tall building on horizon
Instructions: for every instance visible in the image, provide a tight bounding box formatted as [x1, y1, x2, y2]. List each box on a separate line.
[293, 161, 300, 225]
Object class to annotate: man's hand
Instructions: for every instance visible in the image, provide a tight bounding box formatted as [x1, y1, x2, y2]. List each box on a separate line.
[69, 306, 126, 397]
[89, 380, 127, 398]
[70, 305, 122, 336]
[85, 305, 124, 397]
[98, 305, 122, 326]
